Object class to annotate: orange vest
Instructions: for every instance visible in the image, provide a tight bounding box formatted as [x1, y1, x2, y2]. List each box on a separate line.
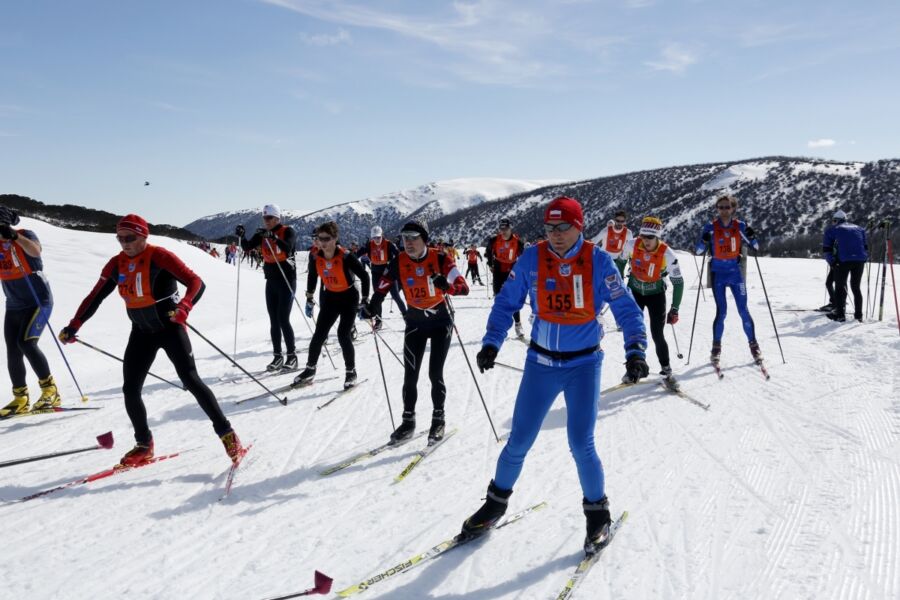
[368, 239, 389, 266]
[398, 250, 444, 310]
[712, 220, 742, 260]
[117, 247, 157, 309]
[261, 227, 291, 264]
[604, 224, 628, 253]
[629, 239, 668, 283]
[0, 235, 32, 281]
[492, 235, 520, 265]
[535, 240, 596, 325]
[315, 247, 352, 292]
[466, 249, 479, 264]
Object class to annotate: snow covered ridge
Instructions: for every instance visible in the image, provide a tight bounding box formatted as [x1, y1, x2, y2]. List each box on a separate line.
[3, 216, 899, 599]
[429, 157, 900, 255]
[183, 178, 562, 241]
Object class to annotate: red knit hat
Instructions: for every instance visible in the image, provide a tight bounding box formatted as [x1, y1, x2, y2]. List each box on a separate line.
[117, 214, 150, 238]
[544, 196, 584, 231]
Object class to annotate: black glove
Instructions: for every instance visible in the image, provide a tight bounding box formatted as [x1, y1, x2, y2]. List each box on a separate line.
[0, 224, 18, 240]
[745, 226, 756, 240]
[358, 300, 374, 320]
[476, 345, 498, 373]
[234, 225, 245, 238]
[431, 273, 451, 291]
[58, 325, 79, 344]
[625, 354, 649, 381]
[701, 231, 712, 243]
[666, 307, 679, 325]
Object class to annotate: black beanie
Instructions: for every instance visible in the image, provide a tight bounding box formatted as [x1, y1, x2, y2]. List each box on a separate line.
[400, 220, 429, 242]
[0, 206, 20, 226]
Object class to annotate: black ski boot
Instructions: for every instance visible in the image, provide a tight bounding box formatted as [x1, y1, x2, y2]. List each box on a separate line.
[343, 368, 358, 390]
[583, 496, 612, 555]
[749, 341, 764, 364]
[293, 365, 316, 387]
[266, 353, 284, 372]
[460, 480, 513, 539]
[817, 303, 834, 312]
[389, 411, 416, 444]
[428, 409, 445, 445]
[826, 310, 846, 323]
[282, 353, 299, 372]
[660, 366, 680, 391]
[710, 341, 722, 365]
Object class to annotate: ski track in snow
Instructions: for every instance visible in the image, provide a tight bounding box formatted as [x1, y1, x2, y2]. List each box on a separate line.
[1, 220, 898, 599]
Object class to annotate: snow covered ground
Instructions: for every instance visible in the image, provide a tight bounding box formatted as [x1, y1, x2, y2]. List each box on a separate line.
[1, 217, 898, 599]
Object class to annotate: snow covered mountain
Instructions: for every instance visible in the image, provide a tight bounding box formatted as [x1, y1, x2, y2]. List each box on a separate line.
[2, 216, 898, 599]
[183, 178, 561, 242]
[430, 157, 900, 255]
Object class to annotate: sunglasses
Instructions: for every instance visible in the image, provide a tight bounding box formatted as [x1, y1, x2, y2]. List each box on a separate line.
[640, 234, 658, 240]
[614, 220, 626, 225]
[716, 205, 732, 210]
[543, 222, 575, 234]
[401, 232, 422, 240]
[116, 234, 138, 243]
[316, 235, 334, 243]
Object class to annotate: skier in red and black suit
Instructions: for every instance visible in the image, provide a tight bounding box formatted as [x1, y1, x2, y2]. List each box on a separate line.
[235, 204, 298, 372]
[485, 217, 525, 338]
[356, 225, 406, 328]
[294, 221, 370, 390]
[361, 221, 469, 445]
[59, 214, 244, 467]
[465, 244, 484, 285]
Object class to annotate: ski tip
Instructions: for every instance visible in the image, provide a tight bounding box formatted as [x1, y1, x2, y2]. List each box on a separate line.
[96, 431, 115, 449]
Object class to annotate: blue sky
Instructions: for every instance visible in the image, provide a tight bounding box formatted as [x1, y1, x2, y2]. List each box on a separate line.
[2, 0, 899, 226]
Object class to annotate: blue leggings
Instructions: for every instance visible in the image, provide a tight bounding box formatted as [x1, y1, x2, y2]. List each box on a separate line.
[494, 356, 605, 502]
[711, 270, 756, 343]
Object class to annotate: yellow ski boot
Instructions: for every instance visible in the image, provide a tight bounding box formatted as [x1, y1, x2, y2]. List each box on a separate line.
[0, 386, 30, 418]
[32, 375, 62, 410]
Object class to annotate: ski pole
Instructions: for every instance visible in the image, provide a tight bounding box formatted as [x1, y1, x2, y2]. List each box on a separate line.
[263, 238, 337, 370]
[261, 570, 334, 599]
[445, 296, 500, 442]
[366, 319, 395, 431]
[686, 250, 707, 364]
[9, 247, 89, 402]
[0, 431, 114, 469]
[878, 221, 891, 321]
[74, 338, 185, 390]
[670, 324, 683, 359]
[495, 360, 524, 373]
[181, 319, 288, 406]
[372, 328, 405, 368]
[752, 250, 787, 364]
[233, 237, 242, 358]
[691, 254, 707, 302]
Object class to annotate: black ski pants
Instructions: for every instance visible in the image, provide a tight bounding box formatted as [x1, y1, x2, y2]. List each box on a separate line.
[402, 322, 453, 414]
[825, 265, 836, 305]
[834, 261, 865, 319]
[307, 288, 358, 370]
[465, 262, 483, 284]
[633, 290, 670, 369]
[4, 306, 52, 388]
[491, 268, 520, 324]
[122, 325, 231, 444]
[265, 277, 296, 355]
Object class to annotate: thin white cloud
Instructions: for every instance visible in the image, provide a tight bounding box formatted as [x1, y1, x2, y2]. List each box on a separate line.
[808, 139, 837, 149]
[644, 43, 698, 73]
[300, 28, 352, 46]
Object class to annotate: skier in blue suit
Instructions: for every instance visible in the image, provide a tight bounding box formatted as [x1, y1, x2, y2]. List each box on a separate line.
[460, 196, 648, 557]
[822, 209, 868, 322]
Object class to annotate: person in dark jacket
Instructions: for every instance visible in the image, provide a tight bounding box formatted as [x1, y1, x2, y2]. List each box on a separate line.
[822, 210, 868, 322]
[236, 204, 298, 371]
[356, 225, 406, 328]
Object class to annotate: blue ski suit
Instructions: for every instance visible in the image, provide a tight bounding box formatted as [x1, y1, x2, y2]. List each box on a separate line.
[483, 236, 647, 502]
[694, 219, 759, 344]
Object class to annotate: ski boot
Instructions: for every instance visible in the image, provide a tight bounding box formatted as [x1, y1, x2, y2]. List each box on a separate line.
[282, 353, 299, 372]
[266, 353, 284, 372]
[389, 411, 416, 445]
[343, 368, 358, 390]
[428, 409, 445, 445]
[293, 366, 316, 388]
[0, 386, 30, 417]
[826, 310, 846, 323]
[514, 321, 525, 339]
[220, 430, 246, 464]
[583, 496, 612, 555]
[460, 480, 513, 539]
[710, 341, 722, 365]
[119, 440, 155, 467]
[32, 376, 61, 410]
[660, 366, 680, 392]
[817, 303, 834, 312]
[749, 341, 764, 365]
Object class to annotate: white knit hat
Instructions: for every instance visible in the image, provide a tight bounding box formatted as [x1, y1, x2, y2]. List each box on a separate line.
[639, 216, 664, 237]
[263, 204, 282, 219]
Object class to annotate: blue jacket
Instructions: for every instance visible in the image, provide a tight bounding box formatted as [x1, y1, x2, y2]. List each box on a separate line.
[823, 222, 868, 264]
[482, 236, 647, 367]
[694, 219, 759, 274]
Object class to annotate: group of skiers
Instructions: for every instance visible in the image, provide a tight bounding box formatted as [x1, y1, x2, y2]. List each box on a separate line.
[0, 192, 875, 558]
